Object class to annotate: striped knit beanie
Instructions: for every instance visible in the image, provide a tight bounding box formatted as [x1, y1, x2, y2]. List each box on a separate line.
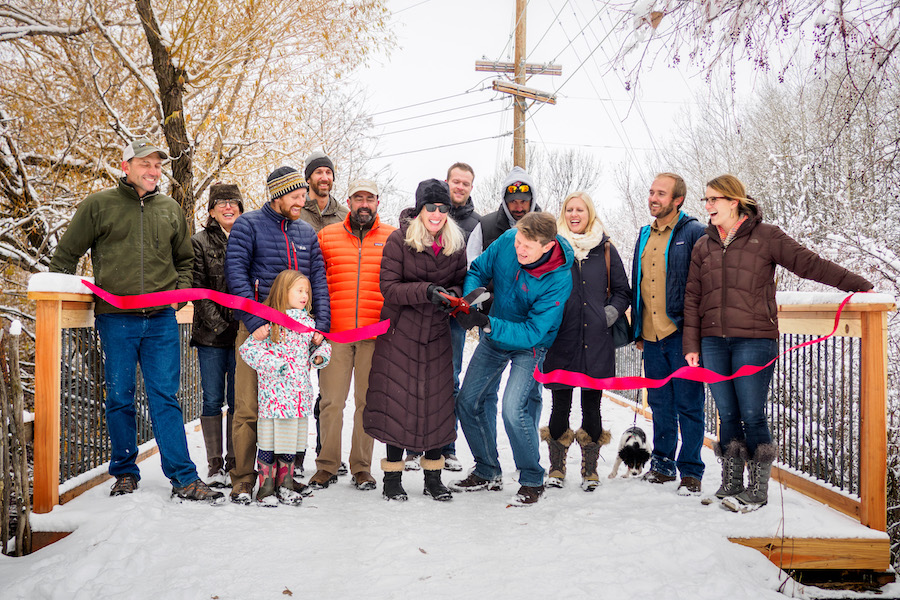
[266, 166, 308, 201]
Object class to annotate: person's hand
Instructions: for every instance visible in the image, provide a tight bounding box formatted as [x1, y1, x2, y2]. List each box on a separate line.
[313, 356, 324, 365]
[251, 324, 270, 341]
[685, 352, 700, 367]
[426, 284, 454, 309]
[312, 332, 324, 345]
[635, 339, 644, 352]
[455, 310, 490, 330]
[604, 305, 619, 328]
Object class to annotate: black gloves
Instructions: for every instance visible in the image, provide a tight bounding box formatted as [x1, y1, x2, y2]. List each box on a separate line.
[455, 309, 490, 330]
[427, 284, 454, 310]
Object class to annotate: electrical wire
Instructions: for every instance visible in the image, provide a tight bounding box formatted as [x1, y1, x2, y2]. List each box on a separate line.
[376, 132, 513, 159]
[375, 108, 508, 137]
[368, 87, 490, 117]
[373, 98, 500, 128]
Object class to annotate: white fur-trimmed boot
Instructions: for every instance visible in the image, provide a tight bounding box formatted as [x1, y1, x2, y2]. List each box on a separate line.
[540, 427, 575, 488]
[723, 443, 778, 513]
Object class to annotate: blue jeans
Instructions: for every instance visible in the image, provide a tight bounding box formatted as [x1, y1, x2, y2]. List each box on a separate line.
[701, 336, 777, 456]
[440, 318, 468, 456]
[196, 345, 235, 417]
[456, 337, 546, 487]
[96, 311, 199, 488]
[643, 331, 705, 480]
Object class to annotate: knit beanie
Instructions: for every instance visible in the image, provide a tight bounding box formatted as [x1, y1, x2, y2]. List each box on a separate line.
[266, 166, 307, 201]
[304, 150, 335, 181]
[207, 183, 245, 213]
[414, 179, 451, 216]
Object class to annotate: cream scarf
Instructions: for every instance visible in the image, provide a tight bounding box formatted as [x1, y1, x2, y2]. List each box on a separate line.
[560, 220, 603, 261]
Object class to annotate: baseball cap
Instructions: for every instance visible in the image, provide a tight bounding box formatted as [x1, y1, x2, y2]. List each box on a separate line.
[348, 179, 379, 197]
[122, 138, 169, 162]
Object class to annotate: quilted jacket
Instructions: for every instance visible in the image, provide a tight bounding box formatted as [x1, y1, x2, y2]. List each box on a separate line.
[190, 221, 238, 348]
[363, 226, 467, 452]
[225, 202, 330, 335]
[239, 309, 331, 419]
[683, 207, 873, 354]
[317, 214, 396, 333]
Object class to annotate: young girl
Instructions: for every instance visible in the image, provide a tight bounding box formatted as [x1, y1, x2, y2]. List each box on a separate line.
[240, 270, 331, 506]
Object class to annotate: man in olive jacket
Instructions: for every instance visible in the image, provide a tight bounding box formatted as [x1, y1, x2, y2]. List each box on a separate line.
[49, 139, 222, 503]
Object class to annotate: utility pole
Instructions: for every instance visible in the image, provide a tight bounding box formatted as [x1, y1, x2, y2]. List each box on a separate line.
[476, 1, 560, 168]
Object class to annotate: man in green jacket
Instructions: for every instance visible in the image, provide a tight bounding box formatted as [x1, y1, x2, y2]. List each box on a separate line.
[49, 138, 223, 504]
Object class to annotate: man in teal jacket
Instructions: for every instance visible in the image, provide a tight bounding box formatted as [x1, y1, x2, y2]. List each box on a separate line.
[50, 138, 223, 504]
[451, 212, 573, 505]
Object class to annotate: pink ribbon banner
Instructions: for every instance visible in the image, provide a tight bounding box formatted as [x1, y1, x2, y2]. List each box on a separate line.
[535, 292, 861, 391]
[82, 280, 389, 344]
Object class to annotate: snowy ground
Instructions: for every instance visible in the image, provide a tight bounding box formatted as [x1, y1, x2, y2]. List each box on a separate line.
[2, 342, 897, 600]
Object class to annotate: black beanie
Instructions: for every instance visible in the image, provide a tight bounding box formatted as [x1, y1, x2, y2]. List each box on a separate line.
[304, 150, 335, 181]
[414, 179, 451, 216]
[266, 166, 307, 200]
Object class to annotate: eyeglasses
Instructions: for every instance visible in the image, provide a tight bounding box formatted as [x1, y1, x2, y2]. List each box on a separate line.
[214, 199, 240, 208]
[701, 196, 731, 205]
[423, 203, 450, 214]
[506, 183, 530, 194]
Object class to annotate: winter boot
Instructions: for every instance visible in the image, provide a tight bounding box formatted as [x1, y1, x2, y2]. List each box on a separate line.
[540, 427, 574, 488]
[275, 458, 303, 507]
[726, 443, 778, 512]
[200, 414, 227, 488]
[256, 459, 277, 506]
[421, 457, 452, 501]
[576, 428, 611, 492]
[224, 412, 235, 487]
[714, 440, 746, 499]
[381, 459, 408, 501]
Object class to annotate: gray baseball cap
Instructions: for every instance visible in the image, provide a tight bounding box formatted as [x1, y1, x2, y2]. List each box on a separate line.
[122, 138, 169, 162]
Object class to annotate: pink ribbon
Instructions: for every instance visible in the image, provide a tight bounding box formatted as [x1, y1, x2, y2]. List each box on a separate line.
[82, 280, 389, 344]
[535, 292, 860, 391]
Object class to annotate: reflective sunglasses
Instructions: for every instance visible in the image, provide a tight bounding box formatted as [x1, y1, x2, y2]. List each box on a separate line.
[506, 183, 530, 194]
[423, 203, 450, 213]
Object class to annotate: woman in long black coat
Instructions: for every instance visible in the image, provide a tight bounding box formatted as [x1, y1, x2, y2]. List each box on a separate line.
[364, 180, 467, 501]
[541, 191, 631, 491]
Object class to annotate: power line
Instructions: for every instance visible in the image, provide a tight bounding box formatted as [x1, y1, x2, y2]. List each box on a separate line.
[369, 87, 490, 117]
[373, 98, 500, 128]
[375, 108, 507, 137]
[376, 132, 513, 159]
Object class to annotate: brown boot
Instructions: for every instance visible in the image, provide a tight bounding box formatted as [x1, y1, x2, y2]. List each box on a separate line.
[200, 415, 227, 487]
[576, 428, 611, 492]
[540, 427, 574, 488]
[224, 412, 236, 474]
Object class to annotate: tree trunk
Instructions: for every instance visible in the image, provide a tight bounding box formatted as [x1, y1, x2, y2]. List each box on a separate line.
[134, 0, 195, 232]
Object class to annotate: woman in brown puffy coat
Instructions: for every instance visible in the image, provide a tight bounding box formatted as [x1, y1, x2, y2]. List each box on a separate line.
[683, 174, 872, 512]
[364, 179, 467, 502]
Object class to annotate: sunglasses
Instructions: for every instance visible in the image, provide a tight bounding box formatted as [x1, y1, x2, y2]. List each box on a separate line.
[506, 183, 530, 194]
[423, 203, 450, 213]
[214, 199, 240, 208]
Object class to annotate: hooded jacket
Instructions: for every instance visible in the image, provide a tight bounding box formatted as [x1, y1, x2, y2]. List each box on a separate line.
[49, 178, 192, 315]
[449, 197, 481, 241]
[225, 202, 330, 334]
[465, 227, 574, 351]
[683, 205, 873, 354]
[466, 166, 541, 263]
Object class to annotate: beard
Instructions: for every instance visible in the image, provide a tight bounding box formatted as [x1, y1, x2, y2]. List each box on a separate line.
[352, 208, 374, 226]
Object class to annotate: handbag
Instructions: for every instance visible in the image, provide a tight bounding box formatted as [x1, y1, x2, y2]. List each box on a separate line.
[605, 242, 633, 348]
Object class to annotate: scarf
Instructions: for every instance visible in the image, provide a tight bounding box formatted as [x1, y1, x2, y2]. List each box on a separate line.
[717, 214, 749, 248]
[560, 219, 603, 261]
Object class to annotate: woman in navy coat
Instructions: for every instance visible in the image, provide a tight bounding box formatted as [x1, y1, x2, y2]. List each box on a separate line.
[541, 191, 631, 491]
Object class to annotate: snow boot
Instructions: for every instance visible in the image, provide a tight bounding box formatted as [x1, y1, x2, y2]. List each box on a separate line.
[275, 458, 303, 506]
[224, 412, 236, 478]
[256, 459, 277, 506]
[576, 428, 611, 492]
[540, 426, 574, 488]
[381, 459, 408, 501]
[724, 443, 777, 512]
[200, 414, 227, 488]
[714, 440, 746, 499]
[421, 457, 452, 501]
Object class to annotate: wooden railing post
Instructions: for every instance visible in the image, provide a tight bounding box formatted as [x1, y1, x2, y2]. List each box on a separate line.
[32, 296, 63, 514]
[859, 309, 888, 532]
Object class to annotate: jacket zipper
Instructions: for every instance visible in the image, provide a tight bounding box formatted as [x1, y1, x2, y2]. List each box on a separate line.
[140, 198, 145, 297]
[719, 243, 727, 336]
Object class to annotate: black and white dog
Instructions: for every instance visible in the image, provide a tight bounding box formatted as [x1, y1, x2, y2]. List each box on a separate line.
[608, 426, 651, 478]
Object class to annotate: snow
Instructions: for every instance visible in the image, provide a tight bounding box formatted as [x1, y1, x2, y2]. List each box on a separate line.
[9, 318, 21, 335]
[1, 343, 897, 599]
[27, 272, 94, 295]
[776, 291, 895, 306]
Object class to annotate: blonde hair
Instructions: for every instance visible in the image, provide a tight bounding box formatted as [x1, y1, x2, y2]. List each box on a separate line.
[557, 191, 609, 237]
[405, 211, 465, 256]
[706, 174, 758, 216]
[265, 269, 312, 343]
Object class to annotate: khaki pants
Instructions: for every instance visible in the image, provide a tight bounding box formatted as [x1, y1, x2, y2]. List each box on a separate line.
[315, 339, 376, 476]
[230, 323, 258, 487]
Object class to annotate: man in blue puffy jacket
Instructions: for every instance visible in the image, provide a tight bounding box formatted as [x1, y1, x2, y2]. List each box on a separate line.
[225, 166, 330, 504]
[451, 211, 573, 505]
[631, 172, 706, 495]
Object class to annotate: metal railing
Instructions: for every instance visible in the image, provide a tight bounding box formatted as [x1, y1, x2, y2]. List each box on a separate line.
[58, 324, 201, 483]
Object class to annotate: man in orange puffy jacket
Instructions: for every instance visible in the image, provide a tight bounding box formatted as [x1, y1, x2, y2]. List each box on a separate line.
[310, 180, 397, 491]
